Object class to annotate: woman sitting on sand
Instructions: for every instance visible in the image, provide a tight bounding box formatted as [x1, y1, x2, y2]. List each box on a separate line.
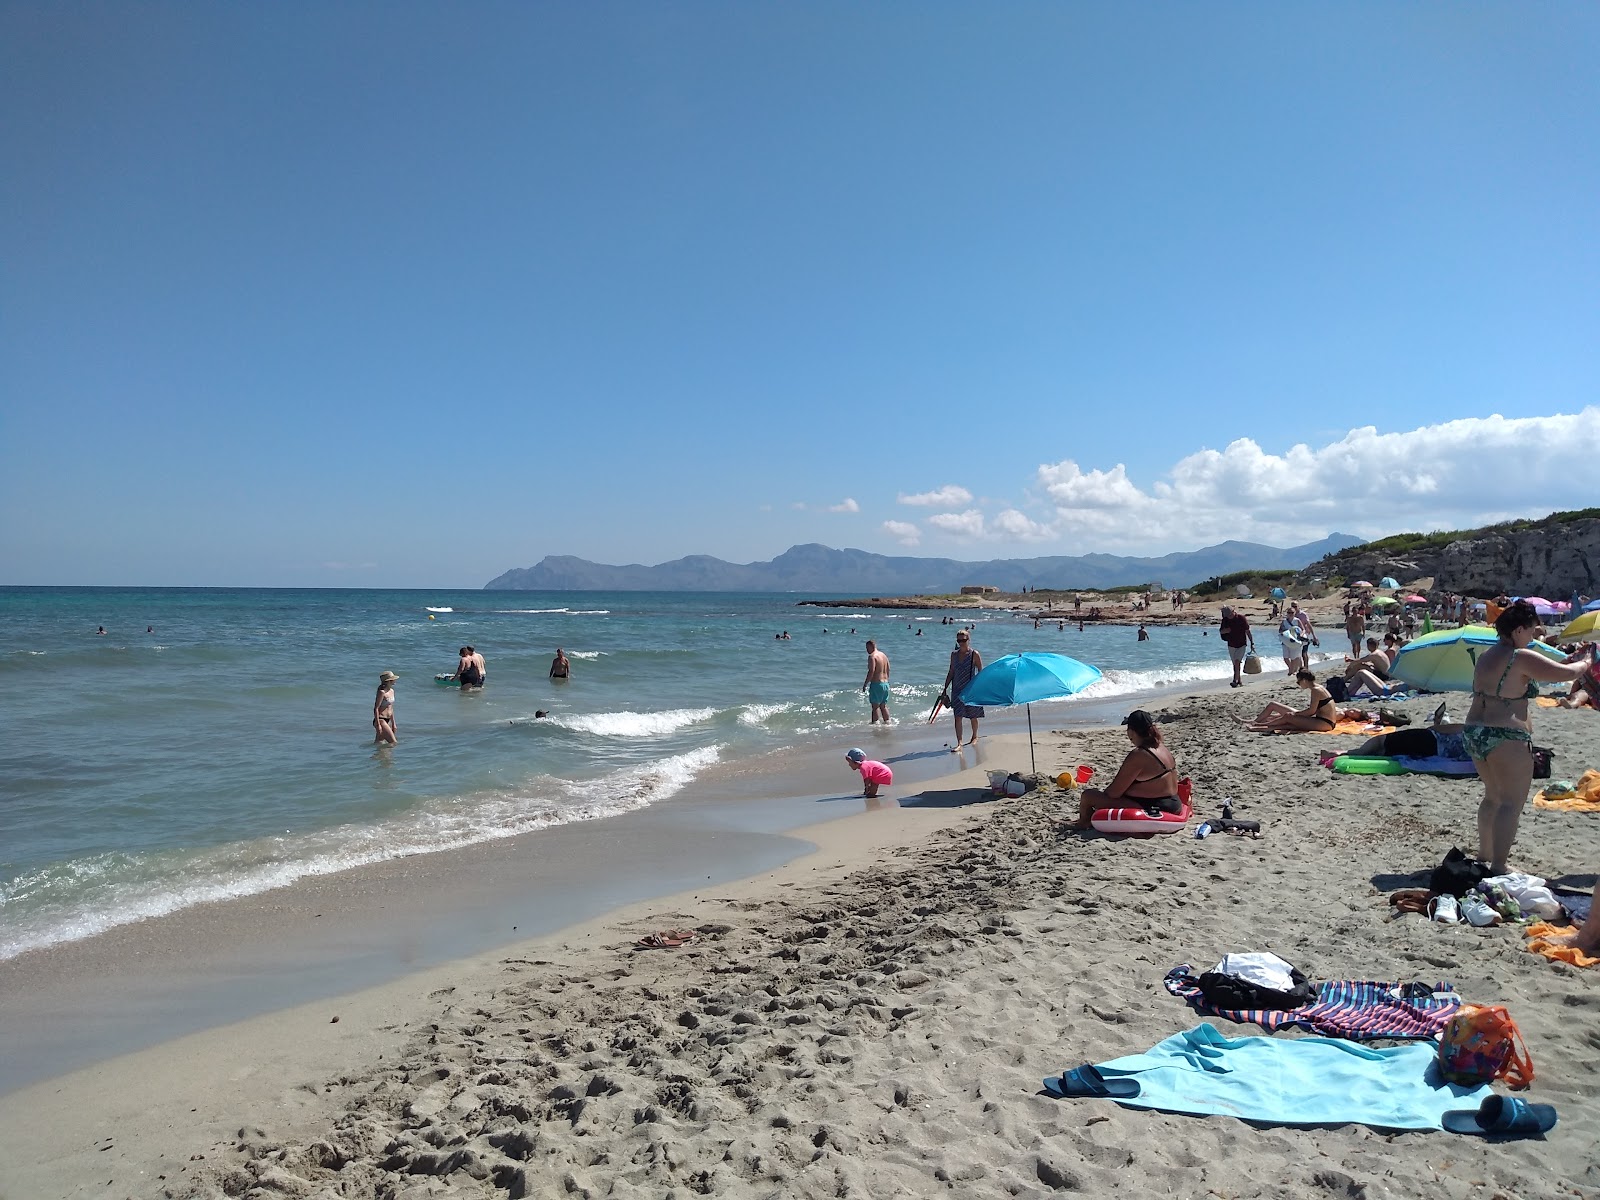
[1067, 710, 1179, 829]
[1240, 669, 1338, 733]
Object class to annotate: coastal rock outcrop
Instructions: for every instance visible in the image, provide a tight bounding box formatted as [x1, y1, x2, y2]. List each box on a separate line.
[1302, 514, 1600, 597]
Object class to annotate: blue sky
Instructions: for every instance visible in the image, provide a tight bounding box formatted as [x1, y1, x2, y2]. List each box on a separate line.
[3, 3, 1597, 587]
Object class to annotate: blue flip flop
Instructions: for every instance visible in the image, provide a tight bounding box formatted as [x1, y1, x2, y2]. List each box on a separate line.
[1042, 1064, 1140, 1099]
[1441, 1094, 1557, 1136]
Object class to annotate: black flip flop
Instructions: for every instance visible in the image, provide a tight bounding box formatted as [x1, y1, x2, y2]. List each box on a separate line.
[1042, 1064, 1140, 1099]
[1442, 1094, 1556, 1136]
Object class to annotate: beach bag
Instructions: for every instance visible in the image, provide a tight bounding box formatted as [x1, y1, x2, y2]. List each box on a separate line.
[1437, 1005, 1534, 1089]
[1197, 952, 1315, 1011]
[1430, 847, 1490, 898]
[1325, 675, 1348, 702]
[1242, 654, 1262, 675]
[1531, 745, 1553, 780]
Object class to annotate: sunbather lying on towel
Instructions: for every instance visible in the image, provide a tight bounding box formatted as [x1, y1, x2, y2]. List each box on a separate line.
[1350, 723, 1470, 760]
[1240, 670, 1339, 733]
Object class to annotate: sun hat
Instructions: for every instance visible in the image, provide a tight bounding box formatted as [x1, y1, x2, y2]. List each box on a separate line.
[845, 747, 866, 763]
[379, 671, 399, 684]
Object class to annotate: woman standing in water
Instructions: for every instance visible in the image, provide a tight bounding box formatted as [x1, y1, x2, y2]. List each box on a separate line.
[373, 671, 399, 744]
[943, 631, 984, 749]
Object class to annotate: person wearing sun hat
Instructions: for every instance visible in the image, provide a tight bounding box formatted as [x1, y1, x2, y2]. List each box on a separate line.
[373, 671, 399, 745]
[844, 747, 893, 797]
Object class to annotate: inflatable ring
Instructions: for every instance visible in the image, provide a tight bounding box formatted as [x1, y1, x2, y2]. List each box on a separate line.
[1090, 799, 1192, 837]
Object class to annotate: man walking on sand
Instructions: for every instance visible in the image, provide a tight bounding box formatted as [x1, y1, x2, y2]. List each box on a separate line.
[1219, 605, 1256, 688]
[1345, 607, 1366, 657]
[862, 640, 891, 723]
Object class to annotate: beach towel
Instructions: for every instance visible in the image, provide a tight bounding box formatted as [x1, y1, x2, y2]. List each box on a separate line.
[1321, 719, 1395, 736]
[1535, 696, 1562, 708]
[1164, 965, 1460, 1040]
[1533, 769, 1600, 812]
[1524, 923, 1600, 968]
[1072, 1023, 1490, 1129]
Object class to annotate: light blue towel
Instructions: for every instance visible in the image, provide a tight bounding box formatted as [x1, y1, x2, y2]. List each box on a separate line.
[1089, 1023, 1490, 1129]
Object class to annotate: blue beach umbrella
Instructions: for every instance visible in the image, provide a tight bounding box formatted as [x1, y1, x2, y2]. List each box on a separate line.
[1271, 587, 1287, 600]
[1380, 577, 1400, 590]
[959, 652, 1104, 773]
[1391, 625, 1563, 693]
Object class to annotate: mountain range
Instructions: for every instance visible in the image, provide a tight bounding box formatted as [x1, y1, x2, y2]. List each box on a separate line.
[484, 535, 1365, 593]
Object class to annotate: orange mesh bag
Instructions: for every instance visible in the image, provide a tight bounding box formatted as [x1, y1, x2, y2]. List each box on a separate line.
[1437, 1005, 1534, 1089]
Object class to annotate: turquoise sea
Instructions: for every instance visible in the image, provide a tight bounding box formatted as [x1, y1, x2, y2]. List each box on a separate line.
[0, 587, 1260, 962]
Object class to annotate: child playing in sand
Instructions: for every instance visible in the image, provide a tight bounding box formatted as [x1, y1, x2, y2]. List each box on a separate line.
[844, 747, 892, 797]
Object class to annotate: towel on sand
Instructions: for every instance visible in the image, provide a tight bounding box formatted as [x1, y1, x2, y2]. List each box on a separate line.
[1534, 769, 1600, 812]
[1525, 923, 1600, 968]
[1322, 719, 1395, 736]
[1082, 1023, 1489, 1129]
[1164, 966, 1460, 1040]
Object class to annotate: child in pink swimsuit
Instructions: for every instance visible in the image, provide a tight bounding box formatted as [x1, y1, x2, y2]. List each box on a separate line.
[844, 747, 893, 797]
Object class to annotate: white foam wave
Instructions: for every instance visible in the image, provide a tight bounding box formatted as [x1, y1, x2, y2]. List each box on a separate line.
[492, 607, 610, 615]
[425, 606, 454, 612]
[738, 701, 793, 726]
[0, 746, 723, 962]
[539, 707, 718, 737]
[567, 650, 604, 659]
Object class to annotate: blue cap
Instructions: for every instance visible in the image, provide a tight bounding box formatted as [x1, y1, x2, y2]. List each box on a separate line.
[845, 747, 865, 763]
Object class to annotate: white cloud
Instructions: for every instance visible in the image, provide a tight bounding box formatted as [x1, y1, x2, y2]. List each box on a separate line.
[881, 520, 921, 546]
[898, 484, 974, 509]
[927, 509, 986, 539]
[827, 497, 860, 513]
[1034, 408, 1600, 550]
[990, 509, 1055, 541]
[790, 501, 808, 511]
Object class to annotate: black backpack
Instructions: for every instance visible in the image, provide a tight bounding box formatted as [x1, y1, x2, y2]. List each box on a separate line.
[1325, 675, 1348, 702]
[1430, 846, 1490, 897]
[1197, 965, 1315, 1011]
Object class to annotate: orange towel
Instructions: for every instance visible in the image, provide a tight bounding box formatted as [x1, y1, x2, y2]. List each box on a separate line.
[1534, 768, 1600, 811]
[1535, 696, 1561, 708]
[1525, 922, 1600, 968]
[1320, 719, 1395, 736]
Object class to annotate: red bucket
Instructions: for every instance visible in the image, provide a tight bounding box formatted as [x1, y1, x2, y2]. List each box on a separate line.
[1075, 764, 1094, 784]
[1177, 777, 1193, 804]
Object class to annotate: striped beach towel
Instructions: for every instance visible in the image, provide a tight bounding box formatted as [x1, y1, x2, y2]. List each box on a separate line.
[1163, 965, 1460, 1040]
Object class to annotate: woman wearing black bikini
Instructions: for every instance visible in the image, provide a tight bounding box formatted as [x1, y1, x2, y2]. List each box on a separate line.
[1068, 709, 1180, 829]
[1242, 669, 1338, 733]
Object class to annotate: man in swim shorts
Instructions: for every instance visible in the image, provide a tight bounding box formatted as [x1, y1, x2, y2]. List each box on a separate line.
[549, 648, 570, 679]
[861, 640, 891, 723]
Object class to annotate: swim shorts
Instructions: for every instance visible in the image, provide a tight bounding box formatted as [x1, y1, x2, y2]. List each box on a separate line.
[868, 681, 890, 706]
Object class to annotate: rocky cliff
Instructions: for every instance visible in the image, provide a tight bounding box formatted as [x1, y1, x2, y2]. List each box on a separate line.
[1301, 515, 1600, 597]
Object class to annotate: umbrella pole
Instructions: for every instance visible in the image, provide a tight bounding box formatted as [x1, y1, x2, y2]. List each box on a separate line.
[1027, 703, 1035, 775]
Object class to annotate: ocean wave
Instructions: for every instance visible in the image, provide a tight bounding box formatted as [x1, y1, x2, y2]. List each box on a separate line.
[492, 608, 612, 615]
[737, 701, 794, 726]
[425, 606, 454, 613]
[0, 746, 722, 962]
[532, 707, 718, 738]
[566, 650, 604, 659]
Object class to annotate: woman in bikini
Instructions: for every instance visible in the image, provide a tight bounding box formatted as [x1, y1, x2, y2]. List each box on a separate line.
[1068, 709, 1180, 829]
[1465, 601, 1595, 873]
[1240, 669, 1338, 733]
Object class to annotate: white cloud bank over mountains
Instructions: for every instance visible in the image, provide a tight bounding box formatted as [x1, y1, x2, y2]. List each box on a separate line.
[879, 409, 1599, 552]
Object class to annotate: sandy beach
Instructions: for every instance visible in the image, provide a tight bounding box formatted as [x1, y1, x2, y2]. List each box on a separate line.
[3, 676, 1597, 1200]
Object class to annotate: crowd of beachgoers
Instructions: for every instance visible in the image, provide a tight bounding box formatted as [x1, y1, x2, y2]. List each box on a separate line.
[3, 584, 1598, 1199]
